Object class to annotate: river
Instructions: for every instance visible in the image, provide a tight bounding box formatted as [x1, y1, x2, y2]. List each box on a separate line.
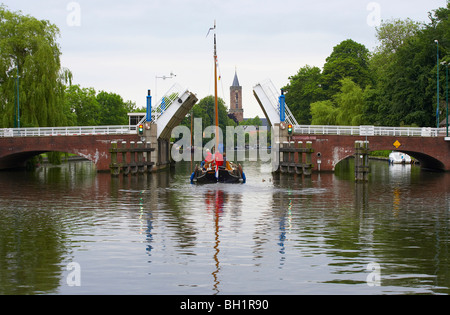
[0, 158, 448, 295]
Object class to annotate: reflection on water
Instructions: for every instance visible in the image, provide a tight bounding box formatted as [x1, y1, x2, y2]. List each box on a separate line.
[0, 159, 449, 295]
[204, 188, 225, 295]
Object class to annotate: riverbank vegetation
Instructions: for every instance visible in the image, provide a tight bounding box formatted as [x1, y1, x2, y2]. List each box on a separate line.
[1, 3, 449, 131]
[284, 3, 450, 127]
[0, 5, 138, 129]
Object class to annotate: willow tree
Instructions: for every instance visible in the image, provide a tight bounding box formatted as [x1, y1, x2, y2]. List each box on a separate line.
[0, 5, 71, 128]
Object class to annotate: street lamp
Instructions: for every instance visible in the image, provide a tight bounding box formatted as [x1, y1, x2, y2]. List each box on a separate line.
[435, 40, 439, 129]
[442, 61, 449, 137]
[155, 72, 176, 104]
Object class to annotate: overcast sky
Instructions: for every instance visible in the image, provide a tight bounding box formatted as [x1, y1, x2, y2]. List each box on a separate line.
[1, 0, 447, 118]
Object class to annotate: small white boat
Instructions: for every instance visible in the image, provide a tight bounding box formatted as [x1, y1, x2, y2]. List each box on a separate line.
[389, 151, 412, 164]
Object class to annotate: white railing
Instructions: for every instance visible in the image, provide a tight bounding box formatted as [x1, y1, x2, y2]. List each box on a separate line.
[138, 83, 186, 125]
[0, 125, 134, 138]
[256, 79, 298, 126]
[3, 124, 444, 138]
[294, 125, 445, 137]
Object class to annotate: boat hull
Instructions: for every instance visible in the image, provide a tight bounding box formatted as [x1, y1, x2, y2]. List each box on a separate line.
[192, 166, 244, 184]
[389, 151, 412, 164]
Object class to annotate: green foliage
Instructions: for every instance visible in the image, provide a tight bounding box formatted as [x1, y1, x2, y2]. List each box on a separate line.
[311, 77, 370, 125]
[287, 2, 449, 128]
[0, 5, 71, 128]
[369, 4, 449, 127]
[65, 85, 99, 126]
[370, 150, 391, 158]
[286, 39, 372, 126]
[3, 2, 449, 134]
[191, 95, 234, 131]
[374, 18, 422, 55]
[310, 100, 337, 125]
[334, 78, 365, 125]
[47, 151, 62, 165]
[321, 39, 372, 98]
[177, 95, 237, 148]
[63, 85, 137, 126]
[283, 65, 324, 124]
[239, 116, 262, 126]
[96, 91, 134, 125]
[0, 5, 137, 129]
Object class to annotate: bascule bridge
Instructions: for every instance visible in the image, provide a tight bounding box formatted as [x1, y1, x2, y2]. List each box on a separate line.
[1, 79, 450, 175]
[0, 84, 197, 173]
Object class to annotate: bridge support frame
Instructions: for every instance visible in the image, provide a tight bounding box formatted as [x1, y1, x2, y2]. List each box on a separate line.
[278, 140, 313, 176]
[109, 140, 155, 176]
[354, 140, 370, 182]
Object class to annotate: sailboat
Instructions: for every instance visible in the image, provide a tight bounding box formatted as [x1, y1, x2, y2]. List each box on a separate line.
[190, 21, 245, 184]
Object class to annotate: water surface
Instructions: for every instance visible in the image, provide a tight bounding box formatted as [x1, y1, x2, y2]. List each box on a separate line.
[0, 159, 448, 294]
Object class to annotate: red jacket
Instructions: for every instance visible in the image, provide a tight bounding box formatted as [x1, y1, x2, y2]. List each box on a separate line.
[215, 152, 223, 166]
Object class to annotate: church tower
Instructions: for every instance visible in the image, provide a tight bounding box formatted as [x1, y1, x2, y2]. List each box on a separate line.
[228, 70, 244, 122]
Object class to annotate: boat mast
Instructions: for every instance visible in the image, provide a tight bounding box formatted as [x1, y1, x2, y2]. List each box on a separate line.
[213, 21, 219, 153]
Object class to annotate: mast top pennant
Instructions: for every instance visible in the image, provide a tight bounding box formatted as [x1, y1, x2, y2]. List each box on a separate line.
[206, 20, 216, 38]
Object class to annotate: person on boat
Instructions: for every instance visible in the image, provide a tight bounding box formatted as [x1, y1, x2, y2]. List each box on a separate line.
[205, 149, 213, 162]
[214, 150, 224, 167]
[222, 152, 232, 170]
[201, 149, 213, 169]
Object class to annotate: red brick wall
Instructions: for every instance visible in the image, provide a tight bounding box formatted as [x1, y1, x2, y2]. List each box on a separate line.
[293, 135, 450, 171]
[0, 134, 140, 171]
[2, 133, 449, 172]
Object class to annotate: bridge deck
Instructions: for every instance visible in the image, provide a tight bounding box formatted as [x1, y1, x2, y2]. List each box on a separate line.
[293, 125, 444, 137]
[0, 125, 134, 138]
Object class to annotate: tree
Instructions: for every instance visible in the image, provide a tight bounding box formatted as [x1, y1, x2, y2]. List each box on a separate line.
[239, 116, 262, 126]
[283, 65, 324, 124]
[177, 95, 237, 148]
[310, 78, 368, 126]
[96, 91, 135, 125]
[192, 95, 233, 130]
[334, 78, 365, 126]
[65, 85, 100, 126]
[368, 18, 423, 126]
[310, 100, 337, 125]
[0, 5, 71, 128]
[321, 39, 372, 98]
[368, 3, 449, 127]
[374, 18, 422, 55]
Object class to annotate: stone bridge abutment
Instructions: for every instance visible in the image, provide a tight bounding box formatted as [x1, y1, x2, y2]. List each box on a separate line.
[292, 134, 450, 172]
[0, 134, 140, 171]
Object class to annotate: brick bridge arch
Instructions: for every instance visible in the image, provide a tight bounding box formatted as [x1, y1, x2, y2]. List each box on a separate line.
[293, 134, 450, 171]
[0, 134, 140, 171]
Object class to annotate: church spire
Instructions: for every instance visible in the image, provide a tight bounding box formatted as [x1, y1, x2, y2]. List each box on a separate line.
[232, 69, 240, 87]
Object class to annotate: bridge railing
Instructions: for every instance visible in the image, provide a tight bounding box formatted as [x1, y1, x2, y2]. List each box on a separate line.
[293, 125, 444, 137]
[2, 124, 445, 138]
[138, 83, 187, 125]
[0, 125, 134, 137]
[254, 79, 299, 126]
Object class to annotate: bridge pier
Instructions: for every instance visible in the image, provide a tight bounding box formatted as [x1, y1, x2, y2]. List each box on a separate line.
[275, 124, 313, 176]
[140, 123, 172, 171]
[109, 140, 155, 176]
[354, 140, 370, 181]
